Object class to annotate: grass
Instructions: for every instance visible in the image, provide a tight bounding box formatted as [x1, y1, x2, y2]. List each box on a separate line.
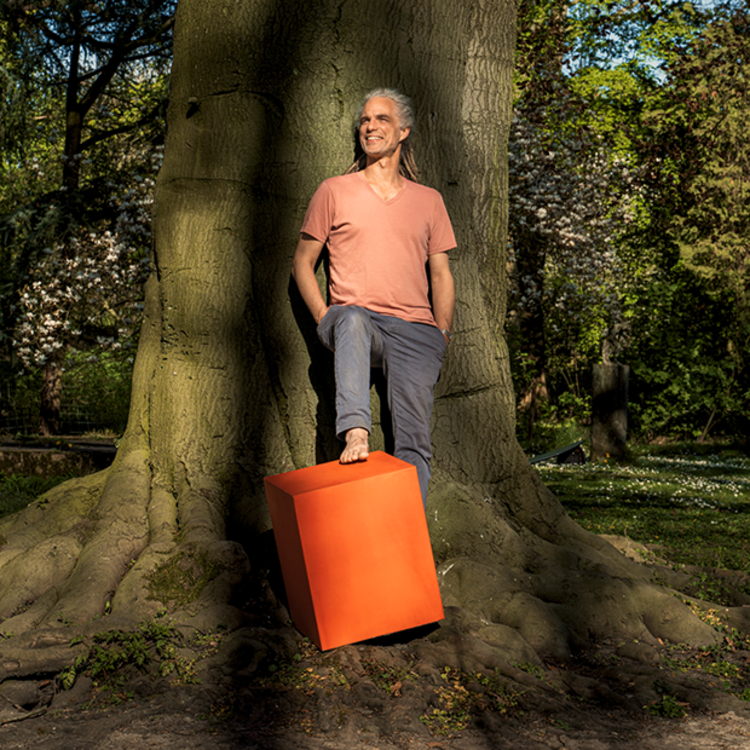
[0, 473, 75, 519]
[538, 443, 750, 575]
[4, 441, 749, 580]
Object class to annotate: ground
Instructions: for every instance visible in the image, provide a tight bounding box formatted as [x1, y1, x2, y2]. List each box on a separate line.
[3, 691, 750, 749]
[3, 615, 750, 749]
[3, 447, 750, 747]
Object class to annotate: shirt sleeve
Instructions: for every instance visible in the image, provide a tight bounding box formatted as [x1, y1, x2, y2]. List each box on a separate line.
[427, 193, 457, 255]
[300, 181, 334, 242]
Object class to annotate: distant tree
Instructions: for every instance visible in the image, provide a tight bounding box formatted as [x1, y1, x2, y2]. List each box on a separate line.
[629, 1, 750, 439]
[0, 0, 175, 434]
[508, 0, 638, 442]
[506, 0, 748, 445]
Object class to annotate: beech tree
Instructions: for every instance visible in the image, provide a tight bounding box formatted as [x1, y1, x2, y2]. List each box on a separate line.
[1, 0, 747, 722]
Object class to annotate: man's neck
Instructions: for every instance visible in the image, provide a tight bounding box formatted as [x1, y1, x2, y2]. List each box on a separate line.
[361, 151, 403, 200]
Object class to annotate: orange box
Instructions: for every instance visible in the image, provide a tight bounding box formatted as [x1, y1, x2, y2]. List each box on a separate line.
[264, 451, 444, 650]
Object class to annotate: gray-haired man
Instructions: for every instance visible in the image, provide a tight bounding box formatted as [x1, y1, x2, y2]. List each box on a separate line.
[292, 89, 456, 504]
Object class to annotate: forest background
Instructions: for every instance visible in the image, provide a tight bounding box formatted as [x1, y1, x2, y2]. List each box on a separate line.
[0, 0, 747, 452]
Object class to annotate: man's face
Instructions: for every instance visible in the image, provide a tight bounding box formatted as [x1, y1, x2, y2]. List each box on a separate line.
[358, 97, 410, 161]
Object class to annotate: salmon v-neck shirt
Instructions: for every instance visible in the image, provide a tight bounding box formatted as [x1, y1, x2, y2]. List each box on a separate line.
[300, 172, 456, 326]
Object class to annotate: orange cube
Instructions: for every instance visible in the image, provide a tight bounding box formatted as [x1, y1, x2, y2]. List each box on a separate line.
[264, 451, 444, 650]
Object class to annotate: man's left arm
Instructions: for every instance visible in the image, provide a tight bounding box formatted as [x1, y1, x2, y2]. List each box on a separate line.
[429, 252, 455, 345]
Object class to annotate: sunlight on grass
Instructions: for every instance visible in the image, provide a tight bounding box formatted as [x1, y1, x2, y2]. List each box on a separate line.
[538, 446, 750, 574]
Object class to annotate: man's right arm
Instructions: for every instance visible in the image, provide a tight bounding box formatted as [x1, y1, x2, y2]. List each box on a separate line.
[291, 233, 329, 324]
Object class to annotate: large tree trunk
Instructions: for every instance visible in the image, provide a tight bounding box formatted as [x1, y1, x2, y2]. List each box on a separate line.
[2, 0, 746, 716]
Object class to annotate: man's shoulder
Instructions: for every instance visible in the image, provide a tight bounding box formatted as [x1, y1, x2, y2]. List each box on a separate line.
[406, 180, 441, 195]
[404, 180, 447, 207]
[318, 173, 360, 192]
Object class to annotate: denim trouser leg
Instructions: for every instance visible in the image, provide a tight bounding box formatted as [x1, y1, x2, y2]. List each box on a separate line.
[317, 306, 383, 439]
[317, 305, 446, 505]
[377, 315, 446, 503]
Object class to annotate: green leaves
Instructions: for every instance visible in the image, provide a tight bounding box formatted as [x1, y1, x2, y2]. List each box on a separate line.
[58, 616, 198, 692]
[511, 0, 750, 443]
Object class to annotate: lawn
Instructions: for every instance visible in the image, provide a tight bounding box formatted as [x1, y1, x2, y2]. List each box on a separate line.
[4, 443, 750, 580]
[538, 443, 750, 582]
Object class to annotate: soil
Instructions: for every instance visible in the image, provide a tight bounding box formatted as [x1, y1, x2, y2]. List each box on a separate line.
[2, 616, 750, 749]
[3, 691, 750, 750]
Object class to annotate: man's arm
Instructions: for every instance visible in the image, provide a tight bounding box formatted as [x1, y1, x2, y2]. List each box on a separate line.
[428, 252, 455, 344]
[292, 233, 329, 324]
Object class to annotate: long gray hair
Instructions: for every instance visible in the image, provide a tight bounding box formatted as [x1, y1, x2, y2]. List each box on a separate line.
[344, 88, 419, 183]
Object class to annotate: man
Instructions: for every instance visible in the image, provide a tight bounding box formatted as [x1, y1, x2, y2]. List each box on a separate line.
[292, 88, 456, 504]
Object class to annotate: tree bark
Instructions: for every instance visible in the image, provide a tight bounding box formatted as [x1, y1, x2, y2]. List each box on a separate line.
[591, 363, 629, 461]
[0, 0, 738, 695]
[38, 351, 63, 437]
[512, 229, 549, 442]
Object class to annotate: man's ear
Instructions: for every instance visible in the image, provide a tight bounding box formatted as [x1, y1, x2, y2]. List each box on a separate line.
[399, 126, 411, 143]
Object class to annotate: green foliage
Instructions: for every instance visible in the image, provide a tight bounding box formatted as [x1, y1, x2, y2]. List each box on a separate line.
[624, 4, 750, 442]
[0, 473, 73, 520]
[6, 348, 134, 434]
[645, 693, 687, 718]
[625, 268, 748, 441]
[652, 626, 750, 710]
[514, 662, 545, 680]
[690, 571, 731, 605]
[58, 615, 198, 693]
[510, 1, 750, 446]
[361, 656, 418, 693]
[0, 0, 174, 430]
[263, 639, 349, 696]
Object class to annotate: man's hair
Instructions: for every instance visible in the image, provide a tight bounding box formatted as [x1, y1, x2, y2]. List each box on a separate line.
[357, 87, 415, 131]
[344, 87, 419, 183]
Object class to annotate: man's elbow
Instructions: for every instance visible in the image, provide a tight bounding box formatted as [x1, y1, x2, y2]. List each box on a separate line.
[433, 270, 455, 289]
[291, 254, 307, 283]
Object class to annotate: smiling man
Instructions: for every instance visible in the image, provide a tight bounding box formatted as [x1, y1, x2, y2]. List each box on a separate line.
[292, 88, 456, 505]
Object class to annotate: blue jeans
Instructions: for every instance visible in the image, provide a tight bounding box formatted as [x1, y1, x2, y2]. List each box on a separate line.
[317, 305, 447, 504]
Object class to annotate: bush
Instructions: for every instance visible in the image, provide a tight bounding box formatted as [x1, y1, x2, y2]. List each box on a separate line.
[2, 349, 133, 435]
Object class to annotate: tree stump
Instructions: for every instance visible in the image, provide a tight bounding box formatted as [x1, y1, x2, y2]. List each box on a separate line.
[591, 363, 629, 460]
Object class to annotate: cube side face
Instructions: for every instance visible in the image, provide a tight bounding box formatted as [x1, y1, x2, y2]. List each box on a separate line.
[263, 478, 321, 647]
[294, 459, 444, 650]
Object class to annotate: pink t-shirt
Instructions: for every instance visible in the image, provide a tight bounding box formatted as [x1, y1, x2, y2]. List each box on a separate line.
[300, 172, 456, 326]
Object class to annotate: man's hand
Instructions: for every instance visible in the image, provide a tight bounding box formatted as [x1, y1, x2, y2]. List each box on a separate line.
[292, 234, 328, 323]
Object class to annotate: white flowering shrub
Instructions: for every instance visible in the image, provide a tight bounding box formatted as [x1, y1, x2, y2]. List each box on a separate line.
[507, 113, 638, 363]
[13, 164, 156, 370]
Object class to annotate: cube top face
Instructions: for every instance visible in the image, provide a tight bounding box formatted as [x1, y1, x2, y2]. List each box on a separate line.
[266, 450, 414, 495]
[264, 452, 444, 650]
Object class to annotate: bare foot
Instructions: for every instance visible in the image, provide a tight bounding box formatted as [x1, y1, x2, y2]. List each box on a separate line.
[340, 428, 369, 463]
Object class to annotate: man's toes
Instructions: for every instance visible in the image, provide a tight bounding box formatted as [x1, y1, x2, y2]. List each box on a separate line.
[341, 440, 368, 463]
